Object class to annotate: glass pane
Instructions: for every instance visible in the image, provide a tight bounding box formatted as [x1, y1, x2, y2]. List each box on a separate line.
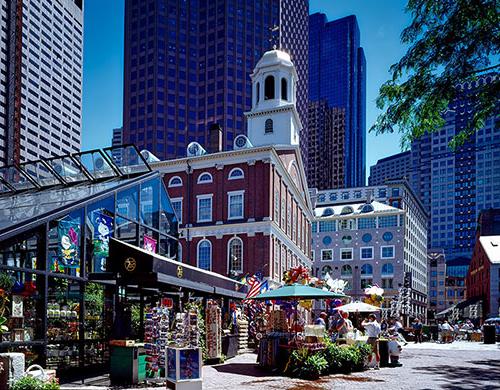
[140, 178, 159, 229]
[160, 187, 177, 236]
[116, 217, 138, 246]
[0, 230, 42, 270]
[104, 145, 150, 175]
[47, 277, 81, 344]
[86, 197, 115, 273]
[117, 185, 139, 221]
[48, 155, 89, 183]
[75, 151, 116, 179]
[159, 234, 178, 259]
[0, 271, 44, 342]
[0, 166, 36, 191]
[48, 209, 83, 277]
[20, 161, 62, 187]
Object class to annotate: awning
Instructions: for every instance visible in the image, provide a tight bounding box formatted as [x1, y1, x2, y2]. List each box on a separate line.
[108, 238, 248, 299]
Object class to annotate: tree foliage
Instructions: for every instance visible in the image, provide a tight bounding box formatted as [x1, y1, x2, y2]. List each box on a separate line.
[371, 0, 500, 149]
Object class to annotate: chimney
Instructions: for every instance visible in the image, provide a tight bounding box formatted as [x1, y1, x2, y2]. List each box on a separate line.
[207, 123, 223, 153]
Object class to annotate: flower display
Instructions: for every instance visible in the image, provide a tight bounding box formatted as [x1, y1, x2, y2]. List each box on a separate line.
[363, 285, 384, 307]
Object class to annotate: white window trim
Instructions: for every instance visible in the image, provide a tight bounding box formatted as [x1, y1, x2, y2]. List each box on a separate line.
[227, 236, 244, 274]
[197, 194, 213, 223]
[340, 248, 353, 261]
[227, 190, 245, 220]
[380, 245, 395, 259]
[168, 175, 183, 187]
[197, 239, 212, 271]
[170, 197, 183, 224]
[228, 167, 244, 180]
[197, 172, 213, 184]
[359, 246, 374, 260]
[321, 249, 333, 262]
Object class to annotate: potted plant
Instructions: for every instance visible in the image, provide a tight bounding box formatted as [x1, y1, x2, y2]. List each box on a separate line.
[0, 272, 14, 294]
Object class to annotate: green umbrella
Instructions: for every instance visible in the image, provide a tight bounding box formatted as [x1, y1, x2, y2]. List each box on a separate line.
[249, 284, 347, 300]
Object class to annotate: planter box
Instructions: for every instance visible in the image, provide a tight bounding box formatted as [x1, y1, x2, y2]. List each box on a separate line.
[222, 334, 238, 358]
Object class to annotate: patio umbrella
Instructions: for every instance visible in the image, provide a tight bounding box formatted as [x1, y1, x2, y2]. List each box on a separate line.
[335, 300, 381, 313]
[249, 284, 347, 300]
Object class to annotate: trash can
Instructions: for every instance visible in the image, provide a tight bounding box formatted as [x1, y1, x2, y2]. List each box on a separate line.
[378, 339, 389, 367]
[110, 345, 139, 385]
[483, 325, 496, 344]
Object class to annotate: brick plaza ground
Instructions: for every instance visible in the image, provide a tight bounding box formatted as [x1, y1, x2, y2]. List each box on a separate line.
[62, 342, 499, 390]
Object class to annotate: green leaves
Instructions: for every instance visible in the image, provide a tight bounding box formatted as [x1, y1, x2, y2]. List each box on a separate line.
[372, 0, 500, 149]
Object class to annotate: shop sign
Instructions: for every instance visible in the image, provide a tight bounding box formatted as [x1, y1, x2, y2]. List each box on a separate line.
[124, 257, 137, 272]
[177, 266, 183, 278]
[162, 298, 174, 308]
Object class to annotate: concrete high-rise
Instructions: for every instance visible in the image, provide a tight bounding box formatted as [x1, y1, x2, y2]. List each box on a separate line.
[309, 13, 366, 187]
[0, 0, 84, 166]
[123, 0, 309, 161]
[307, 101, 345, 190]
[410, 74, 500, 260]
[368, 151, 411, 186]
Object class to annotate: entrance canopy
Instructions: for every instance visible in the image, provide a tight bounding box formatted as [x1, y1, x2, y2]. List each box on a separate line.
[109, 238, 247, 299]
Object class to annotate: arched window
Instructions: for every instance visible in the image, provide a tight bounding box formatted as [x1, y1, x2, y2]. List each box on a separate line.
[256, 82, 260, 103]
[265, 118, 273, 133]
[197, 172, 213, 184]
[168, 176, 182, 187]
[321, 265, 332, 278]
[341, 264, 352, 276]
[361, 264, 373, 276]
[281, 77, 288, 100]
[381, 263, 394, 276]
[341, 206, 354, 215]
[228, 237, 243, 273]
[264, 75, 275, 99]
[322, 208, 334, 217]
[360, 204, 374, 213]
[228, 168, 244, 180]
[197, 240, 212, 270]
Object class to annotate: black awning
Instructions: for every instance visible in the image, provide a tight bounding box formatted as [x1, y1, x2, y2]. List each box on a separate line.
[108, 238, 247, 299]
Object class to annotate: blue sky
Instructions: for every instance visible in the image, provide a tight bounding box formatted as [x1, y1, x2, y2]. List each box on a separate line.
[82, 0, 410, 171]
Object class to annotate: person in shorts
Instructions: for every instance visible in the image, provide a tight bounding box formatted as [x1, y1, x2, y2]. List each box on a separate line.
[362, 314, 381, 369]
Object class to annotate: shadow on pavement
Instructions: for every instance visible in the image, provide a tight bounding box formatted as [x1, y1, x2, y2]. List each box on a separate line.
[413, 359, 500, 390]
[213, 363, 274, 378]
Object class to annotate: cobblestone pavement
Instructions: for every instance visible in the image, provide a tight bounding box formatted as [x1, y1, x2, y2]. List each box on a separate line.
[202, 342, 500, 390]
[60, 342, 500, 390]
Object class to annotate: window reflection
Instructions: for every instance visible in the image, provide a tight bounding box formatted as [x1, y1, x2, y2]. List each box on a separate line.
[140, 178, 159, 229]
[117, 185, 139, 221]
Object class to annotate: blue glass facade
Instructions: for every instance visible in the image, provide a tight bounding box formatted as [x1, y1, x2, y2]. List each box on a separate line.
[123, 0, 309, 161]
[308, 13, 366, 187]
[411, 74, 500, 260]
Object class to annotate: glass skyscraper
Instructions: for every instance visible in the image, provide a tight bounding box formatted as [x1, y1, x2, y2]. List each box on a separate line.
[123, 0, 309, 160]
[411, 74, 500, 260]
[308, 13, 366, 187]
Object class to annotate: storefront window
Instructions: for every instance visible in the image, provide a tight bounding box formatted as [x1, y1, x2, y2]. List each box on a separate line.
[0, 230, 42, 270]
[0, 271, 44, 343]
[117, 185, 139, 221]
[140, 178, 159, 229]
[48, 209, 84, 277]
[140, 226, 158, 253]
[86, 197, 115, 273]
[46, 277, 82, 370]
[116, 216, 139, 246]
[159, 234, 178, 259]
[160, 188, 177, 236]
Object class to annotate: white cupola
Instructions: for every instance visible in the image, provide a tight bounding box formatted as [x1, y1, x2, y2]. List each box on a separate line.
[245, 49, 302, 147]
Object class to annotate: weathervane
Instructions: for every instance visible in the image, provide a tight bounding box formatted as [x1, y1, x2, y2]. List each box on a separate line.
[269, 25, 280, 50]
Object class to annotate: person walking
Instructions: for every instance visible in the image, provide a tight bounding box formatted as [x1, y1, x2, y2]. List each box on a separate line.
[412, 318, 423, 343]
[441, 320, 453, 343]
[336, 310, 353, 337]
[362, 314, 381, 370]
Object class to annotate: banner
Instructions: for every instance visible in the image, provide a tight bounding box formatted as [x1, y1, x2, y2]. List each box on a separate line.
[92, 212, 113, 272]
[58, 220, 80, 268]
[143, 234, 157, 253]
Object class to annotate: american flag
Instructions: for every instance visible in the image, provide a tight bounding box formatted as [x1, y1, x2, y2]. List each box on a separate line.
[245, 276, 269, 299]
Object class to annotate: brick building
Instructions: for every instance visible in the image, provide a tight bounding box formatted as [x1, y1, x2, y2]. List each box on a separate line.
[152, 50, 313, 282]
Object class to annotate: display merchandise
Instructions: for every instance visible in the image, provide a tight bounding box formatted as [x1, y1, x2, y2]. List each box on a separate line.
[205, 300, 221, 359]
[170, 307, 200, 348]
[166, 347, 202, 390]
[144, 305, 169, 377]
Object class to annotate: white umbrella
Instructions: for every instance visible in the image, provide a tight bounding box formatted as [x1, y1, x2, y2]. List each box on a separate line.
[335, 300, 381, 313]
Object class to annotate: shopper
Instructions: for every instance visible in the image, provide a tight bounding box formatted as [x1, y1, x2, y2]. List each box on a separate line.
[412, 318, 423, 343]
[315, 311, 328, 327]
[441, 320, 453, 343]
[390, 318, 408, 345]
[336, 311, 353, 336]
[362, 314, 381, 370]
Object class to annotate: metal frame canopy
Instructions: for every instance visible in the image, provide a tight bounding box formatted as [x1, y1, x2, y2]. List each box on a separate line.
[109, 238, 248, 299]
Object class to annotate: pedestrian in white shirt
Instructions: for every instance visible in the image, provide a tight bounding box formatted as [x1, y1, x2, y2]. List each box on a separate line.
[362, 314, 381, 369]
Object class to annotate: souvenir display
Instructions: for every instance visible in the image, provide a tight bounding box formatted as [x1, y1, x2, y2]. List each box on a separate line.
[144, 305, 169, 377]
[166, 347, 202, 388]
[11, 295, 24, 317]
[170, 307, 200, 348]
[205, 300, 221, 359]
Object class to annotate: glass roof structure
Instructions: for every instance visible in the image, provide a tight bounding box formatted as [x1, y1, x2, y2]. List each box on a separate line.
[0, 145, 153, 237]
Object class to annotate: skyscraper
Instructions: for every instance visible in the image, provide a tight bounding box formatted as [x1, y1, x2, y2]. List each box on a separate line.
[411, 74, 500, 260]
[368, 151, 411, 186]
[308, 13, 366, 187]
[0, 0, 84, 167]
[123, 0, 309, 161]
[306, 101, 345, 190]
